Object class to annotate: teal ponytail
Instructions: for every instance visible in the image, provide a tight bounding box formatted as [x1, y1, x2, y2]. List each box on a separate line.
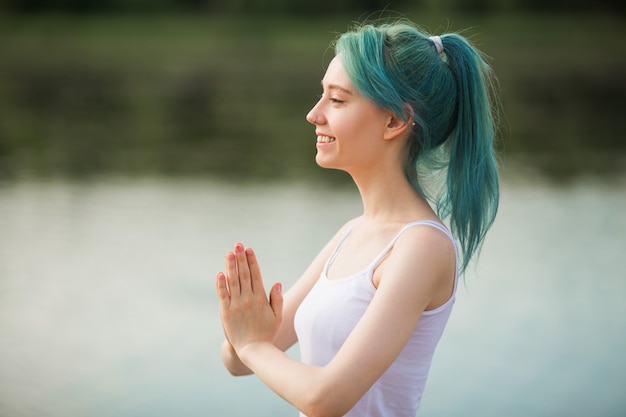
[437, 33, 500, 274]
[335, 21, 500, 273]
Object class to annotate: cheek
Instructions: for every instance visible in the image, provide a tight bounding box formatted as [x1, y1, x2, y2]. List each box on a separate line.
[339, 114, 383, 145]
[328, 102, 387, 144]
[331, 112, 366, 139]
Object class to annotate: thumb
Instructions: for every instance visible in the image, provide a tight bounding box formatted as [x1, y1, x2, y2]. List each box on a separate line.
[269, 282, 283, 322]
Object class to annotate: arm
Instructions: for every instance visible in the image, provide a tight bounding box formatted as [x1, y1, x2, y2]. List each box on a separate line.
[219, 221, 356, 376]
[217, 226, 455, 417]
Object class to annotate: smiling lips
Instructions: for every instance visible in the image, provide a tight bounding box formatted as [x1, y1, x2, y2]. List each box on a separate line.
[317, 135, 336, 144]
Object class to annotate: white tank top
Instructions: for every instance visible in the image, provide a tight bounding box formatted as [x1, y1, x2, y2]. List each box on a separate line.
[294, 220, 458, 417]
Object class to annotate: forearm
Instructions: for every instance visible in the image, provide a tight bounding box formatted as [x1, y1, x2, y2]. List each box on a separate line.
[238, 342, 349, 417]
[221, 340, 253, 376]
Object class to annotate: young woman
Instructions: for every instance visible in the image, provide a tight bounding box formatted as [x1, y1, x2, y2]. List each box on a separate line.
[216, 20, 500, 417]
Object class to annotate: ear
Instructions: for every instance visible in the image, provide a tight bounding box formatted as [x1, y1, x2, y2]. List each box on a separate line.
[383, 104, 414, 141]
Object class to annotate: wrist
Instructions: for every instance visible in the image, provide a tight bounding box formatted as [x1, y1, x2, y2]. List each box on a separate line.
[237, 341, 274, 368]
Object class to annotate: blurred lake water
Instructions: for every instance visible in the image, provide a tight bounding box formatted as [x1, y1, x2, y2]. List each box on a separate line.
[0, 178, 625, 417]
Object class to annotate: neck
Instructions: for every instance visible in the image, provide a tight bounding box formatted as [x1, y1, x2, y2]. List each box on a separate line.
[349, 163, 433, 224]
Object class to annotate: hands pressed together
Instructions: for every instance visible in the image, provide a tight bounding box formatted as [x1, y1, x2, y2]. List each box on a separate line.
[216, 243, 283, 356]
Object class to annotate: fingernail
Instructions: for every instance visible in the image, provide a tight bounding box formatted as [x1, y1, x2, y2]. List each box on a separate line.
[276, 283, 282, 293]
[235, 243, 243, 253]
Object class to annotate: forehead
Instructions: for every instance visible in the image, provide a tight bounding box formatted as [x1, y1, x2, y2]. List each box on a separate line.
[321, 55, 354, 94]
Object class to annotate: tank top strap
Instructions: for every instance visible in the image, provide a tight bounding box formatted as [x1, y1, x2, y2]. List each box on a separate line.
[322, 224, 355, 275]
[366, 220, 458, 275]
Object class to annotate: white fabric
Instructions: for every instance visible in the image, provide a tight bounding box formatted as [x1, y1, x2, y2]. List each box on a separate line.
[294, 220, 458, 417]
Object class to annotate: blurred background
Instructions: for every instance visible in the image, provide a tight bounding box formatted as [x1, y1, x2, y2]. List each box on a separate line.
[0, 1, 625, 417]
[0, 0, 625, 181]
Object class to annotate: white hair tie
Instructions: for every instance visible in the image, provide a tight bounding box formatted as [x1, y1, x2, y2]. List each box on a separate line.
[429, 35, 444, 54]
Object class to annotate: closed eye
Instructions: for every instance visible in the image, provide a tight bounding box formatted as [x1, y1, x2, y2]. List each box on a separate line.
[317, 93, 344, 105]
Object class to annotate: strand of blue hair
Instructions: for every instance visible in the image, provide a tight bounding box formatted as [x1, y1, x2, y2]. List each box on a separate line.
[335, 21, 500, 274]
[437, 32, 500, 274]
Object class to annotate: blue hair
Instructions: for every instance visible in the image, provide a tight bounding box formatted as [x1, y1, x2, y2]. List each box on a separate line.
[335, 21, 500, 273]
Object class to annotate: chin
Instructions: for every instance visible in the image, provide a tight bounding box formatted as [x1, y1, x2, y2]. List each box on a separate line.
[315, 154, 337, 170]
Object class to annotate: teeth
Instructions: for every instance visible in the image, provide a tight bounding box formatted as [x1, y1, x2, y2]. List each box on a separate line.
[317, 135, 336, 143]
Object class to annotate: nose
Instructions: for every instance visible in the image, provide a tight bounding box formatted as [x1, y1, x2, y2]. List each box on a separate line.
[306, 100, 324, 125]
[305, 108, 317, 125]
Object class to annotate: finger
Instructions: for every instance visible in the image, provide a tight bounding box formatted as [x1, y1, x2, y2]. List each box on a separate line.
[269, 282, 283, 323]
[216, 272, 230, 309]
[245, 247, 264, 294]
[225, 251, 240, 297]
[234, 243, 252, 293]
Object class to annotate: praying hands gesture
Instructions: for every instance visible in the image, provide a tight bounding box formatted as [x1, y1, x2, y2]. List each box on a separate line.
[216, 243, 283, 356]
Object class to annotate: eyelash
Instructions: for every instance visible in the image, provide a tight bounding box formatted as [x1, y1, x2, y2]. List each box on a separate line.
[318, 94, 344, 104]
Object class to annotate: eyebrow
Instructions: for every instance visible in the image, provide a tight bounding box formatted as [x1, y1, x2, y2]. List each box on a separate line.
[321, 82, 353, 95]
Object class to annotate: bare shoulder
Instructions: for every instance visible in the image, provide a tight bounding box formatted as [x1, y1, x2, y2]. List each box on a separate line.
[375, 223, 456, 309]
[394, 223, 455, 262]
